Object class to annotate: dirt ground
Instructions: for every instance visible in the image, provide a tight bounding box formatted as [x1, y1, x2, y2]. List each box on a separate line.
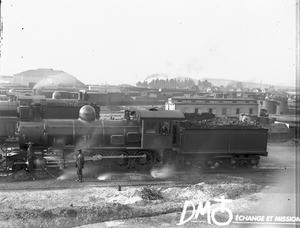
[0, 141, 298, 228]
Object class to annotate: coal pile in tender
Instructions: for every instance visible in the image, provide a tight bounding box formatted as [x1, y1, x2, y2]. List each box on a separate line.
[189, 117, 261, 129]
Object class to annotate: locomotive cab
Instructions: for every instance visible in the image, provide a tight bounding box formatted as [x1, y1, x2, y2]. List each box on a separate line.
[135, 110, 185, 150]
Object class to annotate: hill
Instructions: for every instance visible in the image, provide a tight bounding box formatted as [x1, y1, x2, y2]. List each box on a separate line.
[202, 78, 295, 90]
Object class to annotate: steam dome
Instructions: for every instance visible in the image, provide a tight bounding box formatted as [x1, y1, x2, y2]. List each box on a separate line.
[79, 105, 96, 121]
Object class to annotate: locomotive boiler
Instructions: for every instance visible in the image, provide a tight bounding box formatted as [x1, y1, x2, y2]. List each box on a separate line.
[17, 105, 268, 171]
[18, 105, 186, 170]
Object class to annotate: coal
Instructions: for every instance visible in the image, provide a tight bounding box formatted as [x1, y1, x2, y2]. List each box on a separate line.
[185, 116, 262, 129]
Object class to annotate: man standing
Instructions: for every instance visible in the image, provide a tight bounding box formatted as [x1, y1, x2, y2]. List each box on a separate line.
[76, 149, 85, 182]
[27, 142, 34, 173]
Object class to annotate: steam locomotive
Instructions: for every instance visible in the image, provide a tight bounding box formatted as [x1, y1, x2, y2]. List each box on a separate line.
[15, 105, 268, 171]
[0, 91, 100, 143]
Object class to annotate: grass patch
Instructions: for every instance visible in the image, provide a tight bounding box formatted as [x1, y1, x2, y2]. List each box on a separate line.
[206, 183, 262, 199]
[140, 187, 164, 200]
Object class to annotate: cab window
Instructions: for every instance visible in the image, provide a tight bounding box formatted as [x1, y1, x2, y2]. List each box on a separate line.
[160, 121, 171, 135]
[144, 121, 159, 134]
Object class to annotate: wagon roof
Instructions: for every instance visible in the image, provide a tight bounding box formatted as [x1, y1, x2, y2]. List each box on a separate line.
[136, 110, 185, 120]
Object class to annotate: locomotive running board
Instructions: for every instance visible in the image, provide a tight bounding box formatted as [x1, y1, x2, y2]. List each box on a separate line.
[64, 154, 147, 163]
[90, 154, 147, 159]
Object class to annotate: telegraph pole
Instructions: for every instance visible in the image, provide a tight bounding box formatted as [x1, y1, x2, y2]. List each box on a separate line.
[0, 0, 2, 74]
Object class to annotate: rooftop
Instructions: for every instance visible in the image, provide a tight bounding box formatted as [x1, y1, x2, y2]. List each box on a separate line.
[136, 109, 185, 120]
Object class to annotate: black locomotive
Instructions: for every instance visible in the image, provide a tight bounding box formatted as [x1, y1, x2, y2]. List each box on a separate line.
[16, 105, 268, 171]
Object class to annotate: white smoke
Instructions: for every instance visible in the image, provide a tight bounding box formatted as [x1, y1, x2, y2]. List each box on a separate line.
[97, 173, 112, 181]
[57, 169, 77, 180]
[150, 165, 175, 179]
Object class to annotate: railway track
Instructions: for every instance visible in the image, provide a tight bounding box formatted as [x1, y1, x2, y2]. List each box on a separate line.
[0, 165, 295, 191]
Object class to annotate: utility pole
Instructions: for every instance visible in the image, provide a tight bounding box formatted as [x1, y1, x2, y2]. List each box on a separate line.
[0, 0, 2, 74]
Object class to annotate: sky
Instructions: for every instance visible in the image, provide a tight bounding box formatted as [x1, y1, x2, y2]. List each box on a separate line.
[0, 0, 297, 86]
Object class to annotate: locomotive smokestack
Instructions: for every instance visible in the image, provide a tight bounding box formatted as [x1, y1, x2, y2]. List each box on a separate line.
[52, 91, 61, 99]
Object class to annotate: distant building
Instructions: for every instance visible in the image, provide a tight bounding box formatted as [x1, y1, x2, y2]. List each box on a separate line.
[87, 85, 122, 93]
[167, 97, 258, 117]
[252, 88, 263, 93]
[81, 91, 132, 105]
[0, 75, 14, 84]
[258, 98, 289, 115]
[165, 98, 175, 110]
[13, 68, 85, 89]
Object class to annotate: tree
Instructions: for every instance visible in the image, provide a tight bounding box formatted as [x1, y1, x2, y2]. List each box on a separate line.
[236, 82, 244, 91]
[191, 85, 199, 91]
[136, 81, 143, 87]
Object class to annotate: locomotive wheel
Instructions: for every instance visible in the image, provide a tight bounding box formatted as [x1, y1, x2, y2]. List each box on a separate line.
[235, 155, 253, 167]
[133, 150, 154, 171]
[236, 159, 249, 166]
[0, 159, 12, 171]
[89, 150, 107, 166]
[249, 155, 260, 167]
[12, 159, 27, 172]
[110, 150, 130, 171]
